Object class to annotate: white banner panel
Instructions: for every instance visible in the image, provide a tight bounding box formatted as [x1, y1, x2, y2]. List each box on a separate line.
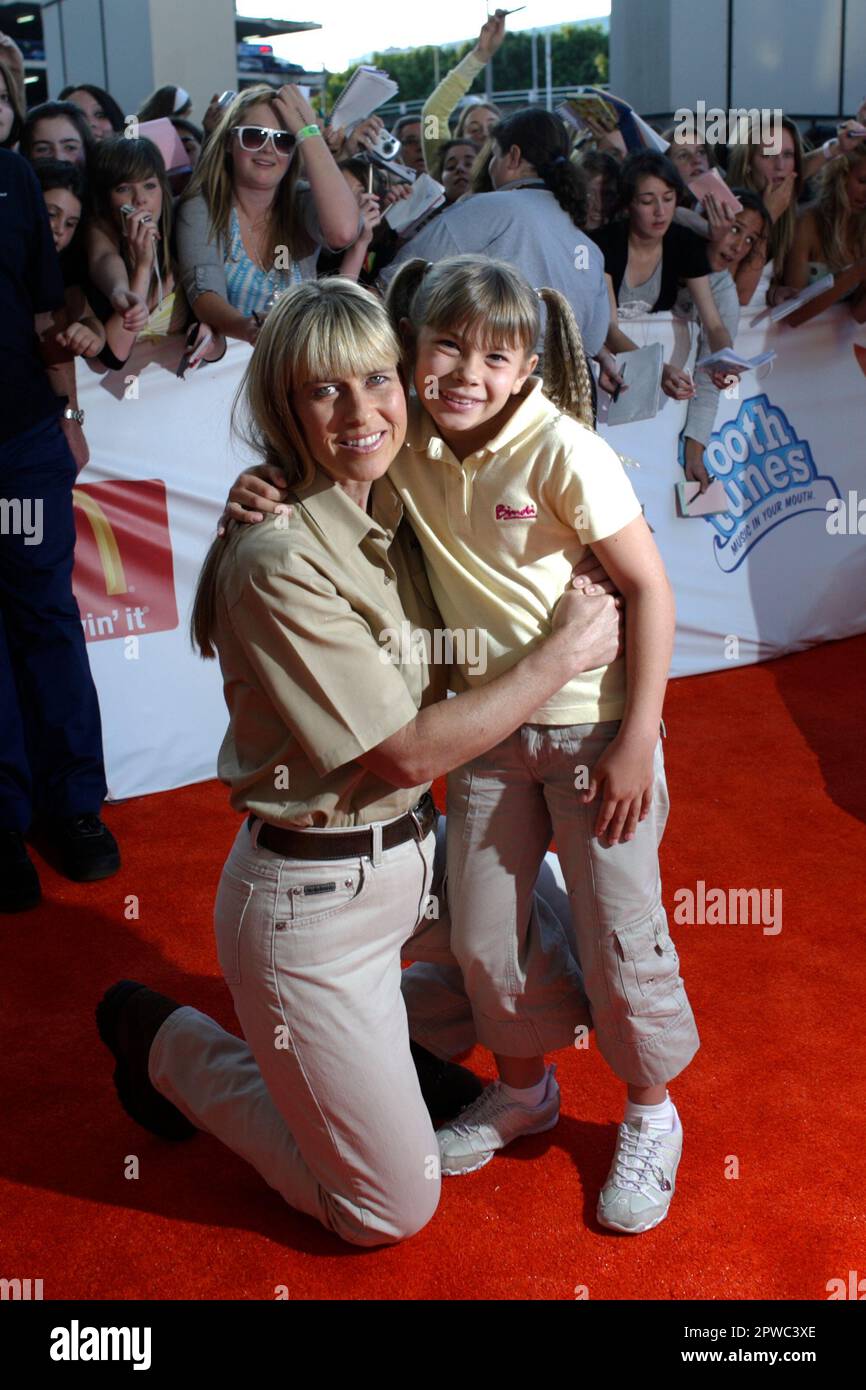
[73, 302, 866, 800]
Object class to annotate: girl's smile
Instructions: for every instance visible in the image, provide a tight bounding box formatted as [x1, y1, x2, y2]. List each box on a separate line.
[413, 323, 537, 461]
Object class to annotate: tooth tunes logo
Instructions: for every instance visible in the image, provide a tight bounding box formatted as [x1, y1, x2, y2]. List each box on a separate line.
[698, 395, 841, 572]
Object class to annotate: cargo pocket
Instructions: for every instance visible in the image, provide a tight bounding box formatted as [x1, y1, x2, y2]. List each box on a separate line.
[214, 870, 254, 984]
[609, 908, 683, 1019]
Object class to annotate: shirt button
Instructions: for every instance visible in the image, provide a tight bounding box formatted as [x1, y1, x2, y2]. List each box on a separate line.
[384, 575, 392, 584]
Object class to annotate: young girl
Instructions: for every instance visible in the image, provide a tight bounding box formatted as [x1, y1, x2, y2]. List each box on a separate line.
[783, 146, 866, 321]
[32, 158, 105, 360]
[230, 256, 700, 1234]
[87, 135, 220, 368]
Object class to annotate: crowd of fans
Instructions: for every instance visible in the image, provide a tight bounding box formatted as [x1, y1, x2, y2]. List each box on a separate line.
[1, 8, 866, 907]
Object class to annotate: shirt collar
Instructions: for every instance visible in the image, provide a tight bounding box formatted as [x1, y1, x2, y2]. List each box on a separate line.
[291, 466, 404, 546]
[405, 376, 555, 464]
[494, 176, 547, 192]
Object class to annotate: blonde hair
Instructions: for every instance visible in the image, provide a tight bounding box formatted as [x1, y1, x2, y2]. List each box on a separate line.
[180, 85, 307, 266]
[811, 146, 866, 271]
[726, 116, 806, 278]
[385, 254, 595, 430]
[191, 277, 402, 657]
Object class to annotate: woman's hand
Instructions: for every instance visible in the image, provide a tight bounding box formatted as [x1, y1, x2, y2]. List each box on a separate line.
[272, 84, 318, 137]
[345, 115, 383, 156]
[708, 363, 744, 390]
[187, 321, 227, 368]
[551, 587, 623, 672]
[0, 30, 24, 81]
[662, 362, 696, 400]
[583, 114, 628, 159]
[123, 208, 159, 273]
[763, 172, 796, 223]
[110, 287, 149, 333]
[580, 730, 656, 843]
[475, 9, 508, 62]
[55, 321, 104, 357]
[217, 465, 291, 533]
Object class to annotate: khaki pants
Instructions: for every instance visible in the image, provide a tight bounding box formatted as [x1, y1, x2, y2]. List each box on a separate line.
[148, 816, 590, 1247]
[445, 722, 700, 1086]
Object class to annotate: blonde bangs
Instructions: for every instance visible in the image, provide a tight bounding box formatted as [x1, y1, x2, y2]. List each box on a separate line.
[287, 292, 401, 387]
[420, 257, 538, 355]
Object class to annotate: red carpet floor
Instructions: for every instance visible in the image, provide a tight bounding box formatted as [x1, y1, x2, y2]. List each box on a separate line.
[2, 636, 864, 1301]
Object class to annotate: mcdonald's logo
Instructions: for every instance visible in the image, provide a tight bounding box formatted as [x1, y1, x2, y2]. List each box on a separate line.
[72, 480, 178, 643]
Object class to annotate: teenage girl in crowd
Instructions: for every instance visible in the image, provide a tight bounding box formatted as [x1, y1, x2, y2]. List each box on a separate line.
[230, 255, 701, 1234]
[782, 146, 866, 322]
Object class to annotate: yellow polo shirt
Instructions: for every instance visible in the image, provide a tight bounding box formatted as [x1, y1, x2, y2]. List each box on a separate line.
[214, 467, 447, 827]
[388, 377, 643, 724]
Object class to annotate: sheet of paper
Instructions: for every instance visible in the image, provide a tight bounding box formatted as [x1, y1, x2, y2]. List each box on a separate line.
[383, 173, 446, 234]
[769, 274, 834, 322]
[675, 479, 730, 516]
[329, 67, 398, 130]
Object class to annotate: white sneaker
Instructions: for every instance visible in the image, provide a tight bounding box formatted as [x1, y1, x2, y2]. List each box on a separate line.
[597, 1109, 683, 1234]
[436, 1064, 560, 1176]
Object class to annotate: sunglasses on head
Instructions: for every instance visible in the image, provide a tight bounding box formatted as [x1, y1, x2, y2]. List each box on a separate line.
[233, 125, 296, 156]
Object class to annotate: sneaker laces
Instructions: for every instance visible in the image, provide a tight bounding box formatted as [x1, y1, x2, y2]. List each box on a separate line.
[610, 1122, 671, 1194]
[449, 1082, 521, 1137]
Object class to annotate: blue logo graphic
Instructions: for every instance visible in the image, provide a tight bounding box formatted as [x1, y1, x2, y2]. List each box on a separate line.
[697, 395, 841, 572]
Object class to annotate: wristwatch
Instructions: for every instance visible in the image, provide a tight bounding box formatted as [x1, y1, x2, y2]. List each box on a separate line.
[62, 406, 85, 425]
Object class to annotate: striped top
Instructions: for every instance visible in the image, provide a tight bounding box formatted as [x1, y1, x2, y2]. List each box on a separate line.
[224, 206, 302, 317]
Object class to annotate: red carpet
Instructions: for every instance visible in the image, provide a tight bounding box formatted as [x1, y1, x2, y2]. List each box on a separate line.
[2, 636, 864, 1300]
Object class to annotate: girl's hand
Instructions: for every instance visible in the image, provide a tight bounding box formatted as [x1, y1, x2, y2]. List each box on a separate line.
[357, 191, 382, 241]
[273, 84, 318, 137]
[346, 115, 383, 156]
[382, 182, 412, 208]
[708, 363, 743, 390]
[684, 437, 713, 494]
[703, 192, 736, 242]
[836, 121, 866, 156]
[187, 322, 226, 369]
[110, 287, 149, 333]
[662, 361, 696, 400]
[324, 124, 346, 155]
[0, 30, 24, 79]
[568, 552, 623, 600]
[581, 733, 656, 843]
[596, 347, 626, 396]
[763, 172, 796, 223]
[766, 282, 799, 308]
[202, 93, 223, 135]
[123, 208, 159, 272]
[56, 321, 104, 357]
[475, 9, 508, 62]
[218, 466, 291, 533]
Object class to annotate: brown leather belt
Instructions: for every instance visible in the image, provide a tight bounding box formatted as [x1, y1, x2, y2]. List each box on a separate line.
[249, 793, 436, 861]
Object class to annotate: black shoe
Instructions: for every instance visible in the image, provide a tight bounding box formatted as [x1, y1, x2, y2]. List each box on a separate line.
[410, 1040, 484, 1126]
[96, 980, 197, 1141]
[0, 830, 41, 912]
[38, 813, 120, 882]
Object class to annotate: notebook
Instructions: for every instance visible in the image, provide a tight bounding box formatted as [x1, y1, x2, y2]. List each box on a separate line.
[599, 343, 665, 425]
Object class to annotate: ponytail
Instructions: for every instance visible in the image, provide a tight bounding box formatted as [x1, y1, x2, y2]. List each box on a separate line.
[538, 287, 595, 431]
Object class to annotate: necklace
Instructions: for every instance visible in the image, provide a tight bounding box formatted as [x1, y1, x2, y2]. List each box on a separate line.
[235, 203, 271, 270]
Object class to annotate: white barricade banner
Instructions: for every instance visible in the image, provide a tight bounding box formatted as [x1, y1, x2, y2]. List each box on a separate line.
[73, 302, 866, 801]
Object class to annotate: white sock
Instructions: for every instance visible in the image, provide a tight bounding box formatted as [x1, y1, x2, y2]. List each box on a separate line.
[500, 1071, 549, 1108]
[624, 1093, 676, 1134]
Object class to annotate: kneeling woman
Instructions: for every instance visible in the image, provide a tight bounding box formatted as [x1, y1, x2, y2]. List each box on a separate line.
[95, 278, 617, 1247]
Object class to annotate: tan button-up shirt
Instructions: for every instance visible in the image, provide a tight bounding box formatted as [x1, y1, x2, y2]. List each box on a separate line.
[214, 467, 446, 827]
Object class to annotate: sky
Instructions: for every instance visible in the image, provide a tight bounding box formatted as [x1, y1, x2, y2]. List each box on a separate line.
[239, 1, 611, 74]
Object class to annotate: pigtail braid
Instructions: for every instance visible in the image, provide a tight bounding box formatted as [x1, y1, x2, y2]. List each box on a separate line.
[537, 287, 595, 431]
